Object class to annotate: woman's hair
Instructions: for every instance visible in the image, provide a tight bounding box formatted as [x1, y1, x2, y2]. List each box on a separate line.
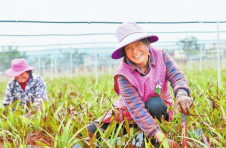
[140, 38, 150, 47]
[27, 70, 33, 78]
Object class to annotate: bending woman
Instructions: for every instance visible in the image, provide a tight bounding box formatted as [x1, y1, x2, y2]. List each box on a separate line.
[88, 22, 193, 147]
[3, 58, 48, 112]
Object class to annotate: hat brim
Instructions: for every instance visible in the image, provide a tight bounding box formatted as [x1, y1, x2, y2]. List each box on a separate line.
[5, 66, 35, 77]
[111, 33, 158, 59]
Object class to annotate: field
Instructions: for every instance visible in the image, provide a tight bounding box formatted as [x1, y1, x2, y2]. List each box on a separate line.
[0, 70, 226, 148]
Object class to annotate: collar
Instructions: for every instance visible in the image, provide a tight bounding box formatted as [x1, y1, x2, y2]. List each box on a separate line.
[14, 76, 33, 91]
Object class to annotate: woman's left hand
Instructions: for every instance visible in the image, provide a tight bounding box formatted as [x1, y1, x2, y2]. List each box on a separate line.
[176, 90, 193, 115]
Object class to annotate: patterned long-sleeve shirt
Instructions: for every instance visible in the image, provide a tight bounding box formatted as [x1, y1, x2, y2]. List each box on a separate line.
[3, 74, 48, 111]
[117, 48, 190, 137]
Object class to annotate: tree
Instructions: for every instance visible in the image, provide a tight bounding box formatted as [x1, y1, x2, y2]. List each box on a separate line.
[177, 36, 200, 57]
[59, 48, 86, 65]
[0, 46, 27, 70]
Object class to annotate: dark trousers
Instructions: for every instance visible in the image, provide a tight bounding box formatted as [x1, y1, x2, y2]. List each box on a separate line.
[87, 96, 168, 135]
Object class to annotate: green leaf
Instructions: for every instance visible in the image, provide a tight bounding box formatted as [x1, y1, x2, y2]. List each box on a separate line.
[103, 121, 117, 139]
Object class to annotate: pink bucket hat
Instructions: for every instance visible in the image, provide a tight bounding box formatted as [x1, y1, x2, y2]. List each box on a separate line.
[5, 58, 34, 77]
[111, 22, 158, 59]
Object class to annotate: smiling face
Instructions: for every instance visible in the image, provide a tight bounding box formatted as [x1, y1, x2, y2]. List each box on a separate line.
[15, 71, 29, 83]
[124, 39, 150, 68]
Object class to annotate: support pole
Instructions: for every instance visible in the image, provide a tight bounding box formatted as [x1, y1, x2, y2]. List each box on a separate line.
[38, 57, 41, 76]
[42, 62, 45, 79]
[93, 39, 98, 84]
[54, 58, 57, 79]
[222, 42, 225, 70]
[84, 57, 87, 76]
[213, 54, 215, 70]
[189, 58, 192, 70]
[51, 54, 53, 80]
[70, 50, 72, 79]
[217, 20, 221, 88]
[199, 44, 202, 72]
[204, 44, 207, 70]
[108, 59, 111, 75]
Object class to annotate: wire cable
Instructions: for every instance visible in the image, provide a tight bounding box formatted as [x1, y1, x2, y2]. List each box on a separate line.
[0, 20, 226, 24]
[0, 31, 226, 37]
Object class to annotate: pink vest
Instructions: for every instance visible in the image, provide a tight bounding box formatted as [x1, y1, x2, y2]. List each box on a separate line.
[97, 47, 174, 123]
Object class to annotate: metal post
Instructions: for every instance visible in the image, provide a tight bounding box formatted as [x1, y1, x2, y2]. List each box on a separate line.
[186, 58, 189, 70]
[213, 54, 215, 69]
[70, 50, 72, 79]
[93, 39, 98, 84]
[108, 59, 111, 75]
[37, 57, 40, 76]
[204, 44, 207, 70]
[3, 72, 5, 82]
[199, 44, 202, 72]
[205, 56, 207, 70]
[51, 54, 53, 80]
[54, 58, 57, 79]
[84, 56, 87, 75]
[42, 62, 45, 79]
[224, 40, 226, 69]
[189, 58, 192, 70]
[222, 42, 225, 70]
[217, 20, 221, 88]
[95, 53, 98, 84]
[204, 57, 206, 70]
[83, 64, 87, 75]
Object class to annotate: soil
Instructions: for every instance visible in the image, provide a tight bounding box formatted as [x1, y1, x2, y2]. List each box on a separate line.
[26, 131, 52, 148]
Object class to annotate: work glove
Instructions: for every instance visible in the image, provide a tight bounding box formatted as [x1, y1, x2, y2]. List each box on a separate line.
[176, 90, 193, 115]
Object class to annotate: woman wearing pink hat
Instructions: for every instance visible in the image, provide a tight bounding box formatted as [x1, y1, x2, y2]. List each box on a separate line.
[88, 22, 193, 147]
[3, 58, 48, 113]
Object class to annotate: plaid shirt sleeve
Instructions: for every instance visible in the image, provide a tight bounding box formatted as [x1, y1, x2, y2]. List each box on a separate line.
[117, 75, 160, 137]
[162, 49, 190, 96]
[33, 76, 48, 111]
[2, 81, 14, 107]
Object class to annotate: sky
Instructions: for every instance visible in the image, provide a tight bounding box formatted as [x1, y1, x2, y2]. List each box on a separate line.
[0, 0, 226, 54]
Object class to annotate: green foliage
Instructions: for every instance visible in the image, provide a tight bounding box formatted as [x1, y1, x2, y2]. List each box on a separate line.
[177, 36, 200, 56]
[0, 71, 226, 147]
[59, 48, 86, 65]
[0, 46, 27, 70]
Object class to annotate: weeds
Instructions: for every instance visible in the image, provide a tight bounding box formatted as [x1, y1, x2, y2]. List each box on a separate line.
[0, 71, 226, 147]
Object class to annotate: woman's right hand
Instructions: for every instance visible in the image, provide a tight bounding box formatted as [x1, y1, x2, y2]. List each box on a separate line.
[176, 90, 193, 115]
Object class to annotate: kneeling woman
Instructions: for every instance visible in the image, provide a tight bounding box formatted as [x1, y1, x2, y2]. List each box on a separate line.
[3, 58, 48, 112]
[88, 22, 193, 146]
